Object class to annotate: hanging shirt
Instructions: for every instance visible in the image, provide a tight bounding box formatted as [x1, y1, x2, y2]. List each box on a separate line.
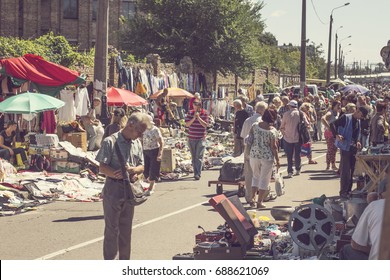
[75, 87, 90, 117]
[58, 89, 76, 122]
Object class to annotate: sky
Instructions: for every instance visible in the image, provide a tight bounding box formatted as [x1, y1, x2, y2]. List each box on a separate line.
[257, 0, 390, 67]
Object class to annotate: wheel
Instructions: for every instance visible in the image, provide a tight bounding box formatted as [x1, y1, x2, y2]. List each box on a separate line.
[237, 187, 245, 197]
[216, 184, 223, 194]
[288, 204, 335, 252]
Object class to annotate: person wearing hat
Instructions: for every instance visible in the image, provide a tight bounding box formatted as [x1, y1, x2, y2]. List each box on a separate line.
[280, 100, 305, 178]
[103, 108, 128, 139]
[340, 182, 387, 260]
[330, 106, 369, 199]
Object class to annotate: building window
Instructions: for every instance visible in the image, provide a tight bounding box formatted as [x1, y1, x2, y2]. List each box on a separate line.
[92, 0, 98, 21]
[121, 0, 136, 20]
[63, 0, 78, 19]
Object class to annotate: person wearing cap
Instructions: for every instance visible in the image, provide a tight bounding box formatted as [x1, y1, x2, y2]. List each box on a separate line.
[103, 108, 128, 139]
[330, 106, 369, 199]
[95, 112, 152, 260]
[280, 100, 304, 178]
[189, 92, 201, 111]
[142, 115, 164, 195]
[0, 120, 28, 167]
[340, 183, 387, 260]
[82, 97, 105, 151]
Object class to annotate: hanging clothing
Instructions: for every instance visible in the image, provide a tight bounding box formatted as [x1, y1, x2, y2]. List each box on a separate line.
[41, 110, 56, 134]
[75, 87, 90, 117]
[58, 89, 76, 122]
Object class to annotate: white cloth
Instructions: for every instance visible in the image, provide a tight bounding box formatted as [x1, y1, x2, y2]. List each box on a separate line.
[352, 199, 385, 260]
[58, 89, 76, 122]
[75, 87, 90, 117]
[240, 113, 261, 139]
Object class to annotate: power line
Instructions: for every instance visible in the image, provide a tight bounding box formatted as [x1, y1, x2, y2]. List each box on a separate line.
[310, 0, 327, 25]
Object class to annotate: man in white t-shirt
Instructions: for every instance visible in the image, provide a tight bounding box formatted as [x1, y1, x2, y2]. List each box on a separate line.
[340, 186, 386, 260]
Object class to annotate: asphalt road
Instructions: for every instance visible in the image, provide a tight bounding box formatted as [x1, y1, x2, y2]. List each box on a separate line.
[0, 141, 341, 260]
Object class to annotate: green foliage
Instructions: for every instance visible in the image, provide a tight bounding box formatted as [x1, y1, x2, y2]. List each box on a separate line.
[0, 32, 94, 69]
[119, 0, 265, 76]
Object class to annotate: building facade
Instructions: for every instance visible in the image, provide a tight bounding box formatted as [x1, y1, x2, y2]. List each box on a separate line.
[0, 0, 136, 50]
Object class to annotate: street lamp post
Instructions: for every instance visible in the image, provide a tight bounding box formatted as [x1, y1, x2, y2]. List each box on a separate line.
[299, 0, 306, 98]
[338, 36, 351, 78]
[334, 26, 343, 79]
[326, 3, 350, 85]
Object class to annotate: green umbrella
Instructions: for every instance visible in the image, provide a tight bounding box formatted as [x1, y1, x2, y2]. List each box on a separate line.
[0, 91, 65, 114]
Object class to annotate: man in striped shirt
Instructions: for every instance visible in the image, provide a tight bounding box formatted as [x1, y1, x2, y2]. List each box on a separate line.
[185, 100, 209, 180]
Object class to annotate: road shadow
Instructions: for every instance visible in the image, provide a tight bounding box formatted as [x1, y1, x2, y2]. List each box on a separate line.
[309, 175, 339, 180]
[53, 215, 104, 222]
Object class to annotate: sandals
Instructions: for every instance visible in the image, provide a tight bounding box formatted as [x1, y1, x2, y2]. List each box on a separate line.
[308, 160, 318, 164]
[263, 192, 277, 202]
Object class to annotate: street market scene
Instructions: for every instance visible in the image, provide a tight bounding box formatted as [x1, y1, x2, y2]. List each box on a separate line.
[0, 0, 389, 268]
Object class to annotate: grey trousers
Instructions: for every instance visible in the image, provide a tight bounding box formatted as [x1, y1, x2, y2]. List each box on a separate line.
[102, 180, 135, 260]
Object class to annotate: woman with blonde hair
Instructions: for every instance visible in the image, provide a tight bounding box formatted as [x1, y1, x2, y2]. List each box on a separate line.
[103, 108, 128, 139]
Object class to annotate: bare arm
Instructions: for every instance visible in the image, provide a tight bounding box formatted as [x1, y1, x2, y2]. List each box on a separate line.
[197, 114, 208, 128]
[351, 239, 371, 255]
[99, 162, 123, 179]
[157, 136, 164, 161]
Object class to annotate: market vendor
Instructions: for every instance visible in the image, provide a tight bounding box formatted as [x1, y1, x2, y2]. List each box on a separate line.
[0, 120, 28, 166]
[339, 184, 386, 260]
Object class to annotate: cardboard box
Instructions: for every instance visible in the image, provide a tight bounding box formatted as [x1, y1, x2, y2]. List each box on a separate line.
[63, 132, 87, 152]
[52, 161, 81, 174]
[50, 148, 69, 160]
[160, 148, 176, 172]
[28, 145, 50, 156]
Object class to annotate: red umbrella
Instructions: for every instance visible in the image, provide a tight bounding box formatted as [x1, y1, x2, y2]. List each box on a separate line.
[149, 87, 194, 99]
[107, 87, 148, 106]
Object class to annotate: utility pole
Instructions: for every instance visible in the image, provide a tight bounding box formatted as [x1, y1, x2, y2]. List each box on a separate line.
[334, 33, 338, 79]
[94, 0, 110, 126]
[299, 0, 306, 98]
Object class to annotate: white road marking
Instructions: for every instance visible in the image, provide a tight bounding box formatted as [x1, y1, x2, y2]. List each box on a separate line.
[35, 153, 326, 260]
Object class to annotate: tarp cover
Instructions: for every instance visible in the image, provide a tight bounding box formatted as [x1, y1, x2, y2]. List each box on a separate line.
[0, 54, 85, 96]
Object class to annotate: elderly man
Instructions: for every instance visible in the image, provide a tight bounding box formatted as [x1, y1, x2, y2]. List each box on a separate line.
[280, 100, 303, 178]
[240, 101, 268, 203]
[233, 99, 249, 157]
[96, 112, 152, 260]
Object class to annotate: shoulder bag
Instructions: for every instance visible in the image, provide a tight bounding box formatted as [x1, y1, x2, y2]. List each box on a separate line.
[113, 136, 148, 206]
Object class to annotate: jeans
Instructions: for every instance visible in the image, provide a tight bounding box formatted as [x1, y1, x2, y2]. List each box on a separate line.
[188, 139, 206, 177]
[0, 148, 11, 161]
[284, 140, 301, 174]
[340, 244, 368, 260]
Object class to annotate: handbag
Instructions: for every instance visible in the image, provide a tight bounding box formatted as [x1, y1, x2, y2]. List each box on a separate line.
[113, 138, 148, 206]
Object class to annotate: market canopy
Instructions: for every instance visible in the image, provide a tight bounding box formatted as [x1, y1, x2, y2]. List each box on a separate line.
[0, 91, 65, 114]
[149, 87, 194, 99]
[107, 87, 148, 106]
[0, 54, 85, 96]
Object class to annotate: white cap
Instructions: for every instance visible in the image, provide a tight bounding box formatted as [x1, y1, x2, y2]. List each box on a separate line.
[288, 100, 298, 108]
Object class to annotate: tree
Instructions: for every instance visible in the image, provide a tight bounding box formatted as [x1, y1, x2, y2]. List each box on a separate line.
[119, 0, 265, 76]
[0, 32, 94, 69]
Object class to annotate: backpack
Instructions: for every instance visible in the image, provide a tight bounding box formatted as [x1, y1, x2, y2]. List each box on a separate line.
[298, 112, 311, 144]
[218, 159, 245, 182]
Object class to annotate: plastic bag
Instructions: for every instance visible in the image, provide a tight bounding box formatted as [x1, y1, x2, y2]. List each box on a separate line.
[274, 173, 285, 196]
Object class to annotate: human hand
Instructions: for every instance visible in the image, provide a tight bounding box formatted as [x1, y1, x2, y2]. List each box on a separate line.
[336, 135, 344, 142]
[9, 148, 14, 155]
[113, 169, 123, 179]
[130, 174, 138, 183]
[156, 154, 162, 161]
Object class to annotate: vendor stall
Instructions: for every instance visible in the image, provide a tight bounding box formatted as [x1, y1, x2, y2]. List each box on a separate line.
[355, 152, 390, 192]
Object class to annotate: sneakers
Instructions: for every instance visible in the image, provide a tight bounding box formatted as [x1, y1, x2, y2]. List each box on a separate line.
[295, 170, 301, 176]
[287, 173, 293, 178]
[194, 175, 200, 180]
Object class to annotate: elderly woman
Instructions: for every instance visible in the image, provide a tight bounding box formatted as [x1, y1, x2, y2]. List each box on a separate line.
[142, 115, 164, 195]
[248, 109, 280, 209]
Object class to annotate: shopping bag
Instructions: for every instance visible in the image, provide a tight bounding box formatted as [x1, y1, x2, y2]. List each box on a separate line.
[300, 142, 311, 157]
[274, 173, 285, 196]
